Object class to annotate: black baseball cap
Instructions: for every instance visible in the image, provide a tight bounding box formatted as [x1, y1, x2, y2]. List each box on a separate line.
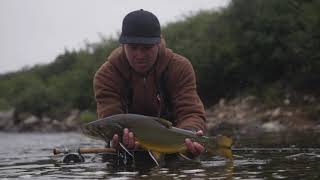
[119, 9, 161, 44]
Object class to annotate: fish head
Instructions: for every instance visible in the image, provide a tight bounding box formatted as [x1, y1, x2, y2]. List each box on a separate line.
[81, 119, 123, 141]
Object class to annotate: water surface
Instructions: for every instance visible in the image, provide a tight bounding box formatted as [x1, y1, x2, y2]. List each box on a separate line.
[0, 132, 319, 179]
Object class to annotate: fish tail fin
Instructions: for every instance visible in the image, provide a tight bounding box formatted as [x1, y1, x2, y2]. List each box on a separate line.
[206, 135, 233, 159]
[215, 135, 233, 149]
[211, 148, 233, 159]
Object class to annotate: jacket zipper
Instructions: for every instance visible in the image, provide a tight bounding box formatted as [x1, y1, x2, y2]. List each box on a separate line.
[143, 77, 147, 112]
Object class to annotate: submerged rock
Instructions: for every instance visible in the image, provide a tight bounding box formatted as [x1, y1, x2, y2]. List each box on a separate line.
[23, 116, 40, 125]
[63, 109, 80, 130]
[261, 121, 286, 132]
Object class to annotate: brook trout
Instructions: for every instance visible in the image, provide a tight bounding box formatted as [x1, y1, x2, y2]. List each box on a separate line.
[82, 114, 232, 159]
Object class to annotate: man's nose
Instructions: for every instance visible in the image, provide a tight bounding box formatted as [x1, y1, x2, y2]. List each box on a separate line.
[135, 47, 145, 58]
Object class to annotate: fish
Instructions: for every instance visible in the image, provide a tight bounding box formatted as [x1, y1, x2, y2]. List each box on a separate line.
[82, 113, 233, 162]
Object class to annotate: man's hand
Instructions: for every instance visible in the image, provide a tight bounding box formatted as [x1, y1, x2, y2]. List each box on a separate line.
[185, 130, 205, 157]
[111, 128, 139, 150]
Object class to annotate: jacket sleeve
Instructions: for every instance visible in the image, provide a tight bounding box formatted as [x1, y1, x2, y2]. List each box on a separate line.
[94, 61, 124, 119]
[168, 55, 207, 132]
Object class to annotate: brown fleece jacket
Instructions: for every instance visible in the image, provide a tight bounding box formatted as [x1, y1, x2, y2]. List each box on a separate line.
[94, 39, 206, 132]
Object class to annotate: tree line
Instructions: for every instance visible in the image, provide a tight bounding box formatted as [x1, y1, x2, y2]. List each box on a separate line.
[0, 0, 319, 121]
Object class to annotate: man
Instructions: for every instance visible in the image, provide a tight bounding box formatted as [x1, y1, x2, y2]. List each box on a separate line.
[94, 9, 206, 158]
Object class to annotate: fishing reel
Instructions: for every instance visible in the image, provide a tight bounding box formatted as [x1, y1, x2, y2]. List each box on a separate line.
[53, 147, 117, 163]
[62, 153, 85, 163]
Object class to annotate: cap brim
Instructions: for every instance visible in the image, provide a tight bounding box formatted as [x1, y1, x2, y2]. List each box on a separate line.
[119, 36, 160, 44]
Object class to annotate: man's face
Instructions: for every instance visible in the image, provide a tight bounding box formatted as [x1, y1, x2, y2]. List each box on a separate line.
[124, 43, 159, 74]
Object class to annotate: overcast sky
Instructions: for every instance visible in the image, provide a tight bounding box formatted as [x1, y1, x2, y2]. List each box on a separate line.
[0, 0, 229, 74]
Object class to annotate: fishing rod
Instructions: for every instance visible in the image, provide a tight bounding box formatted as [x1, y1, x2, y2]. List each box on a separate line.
[53, 147, 116, 155]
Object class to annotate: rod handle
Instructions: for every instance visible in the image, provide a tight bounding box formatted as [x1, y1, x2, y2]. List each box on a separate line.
[53, 147, 116, 155]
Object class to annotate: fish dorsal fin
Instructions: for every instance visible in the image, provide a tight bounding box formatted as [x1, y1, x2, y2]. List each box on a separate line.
[154, 118, 172, 128]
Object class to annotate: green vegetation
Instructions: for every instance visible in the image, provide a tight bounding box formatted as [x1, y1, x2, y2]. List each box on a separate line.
[0, 0, 319, 121]
[79, 111, 97, 124]
[163, 0, 320, 104]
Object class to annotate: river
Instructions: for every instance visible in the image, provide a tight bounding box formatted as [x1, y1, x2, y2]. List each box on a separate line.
[0, 132, 320, 179]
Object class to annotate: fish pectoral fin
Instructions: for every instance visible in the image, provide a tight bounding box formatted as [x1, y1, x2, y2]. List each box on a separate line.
[178, 151, 204, 162]
[178, 153, 193, 161]
[148, 151, 163, 166]
[119, 142, 133, 157]
[154, 118, 172, 128]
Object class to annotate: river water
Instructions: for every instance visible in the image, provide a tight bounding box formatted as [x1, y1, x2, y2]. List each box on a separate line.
[0, 132, 320, 179]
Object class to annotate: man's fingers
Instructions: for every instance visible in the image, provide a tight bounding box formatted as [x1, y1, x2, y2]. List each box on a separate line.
[122, 128, 136, 150]
[185, 138, 196, 154]
[196, 130, 204, 136]
[134, 141, 140, 150]
[193, 142, 205, 154]
[112, 134, 119, 149]
[111, 129, 137, 150]
[128, 132, 135, 149]
[123, 128, 129, 146]
[185, 138, 205, 157]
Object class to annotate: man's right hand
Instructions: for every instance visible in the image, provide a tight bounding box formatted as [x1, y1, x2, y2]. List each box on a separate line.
[111, 128, 139, 150]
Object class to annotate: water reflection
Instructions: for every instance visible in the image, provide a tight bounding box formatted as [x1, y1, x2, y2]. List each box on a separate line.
[0, 132, 320, 179]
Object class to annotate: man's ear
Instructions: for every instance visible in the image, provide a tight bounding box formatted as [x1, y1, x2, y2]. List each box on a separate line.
[122, 44, 127, 54]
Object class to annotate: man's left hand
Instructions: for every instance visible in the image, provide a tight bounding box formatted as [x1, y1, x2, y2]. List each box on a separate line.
[185, 130, 205, 157]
